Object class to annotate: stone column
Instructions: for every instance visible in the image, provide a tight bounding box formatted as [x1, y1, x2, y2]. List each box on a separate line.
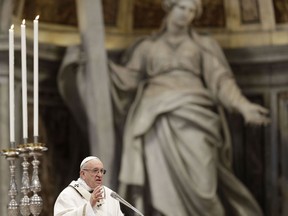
[0, 48, 10, 216]
[0, 0, 14, 33]
[76, 0, 116, 188]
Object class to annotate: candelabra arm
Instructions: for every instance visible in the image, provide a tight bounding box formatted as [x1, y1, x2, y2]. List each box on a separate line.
[1, 148, 19, 216]
[27, 142, 47, 216]
[18, 144, 31, 216]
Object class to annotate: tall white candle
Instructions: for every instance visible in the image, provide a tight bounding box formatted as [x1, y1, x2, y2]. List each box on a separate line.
[21, 19, 28, 141]
[33, 15, 39, 138]
[9, 25, 15, 144]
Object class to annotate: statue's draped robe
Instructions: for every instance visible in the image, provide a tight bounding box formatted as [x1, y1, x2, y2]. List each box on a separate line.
[58, 31, 263, 216]
[110, 31, 263, 216]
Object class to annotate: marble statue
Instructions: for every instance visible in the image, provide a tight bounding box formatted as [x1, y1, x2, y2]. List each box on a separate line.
[110, 0, 269, 215]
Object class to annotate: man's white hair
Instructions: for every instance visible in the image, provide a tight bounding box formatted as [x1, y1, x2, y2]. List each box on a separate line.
[80, 156, 100, 169]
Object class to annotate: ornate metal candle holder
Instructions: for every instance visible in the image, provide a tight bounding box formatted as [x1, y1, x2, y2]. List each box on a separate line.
[26, 142, 47, 216]
[1, 148, 20, 216]
[1, 140, 47, 216]
[17, 144, 31, 216]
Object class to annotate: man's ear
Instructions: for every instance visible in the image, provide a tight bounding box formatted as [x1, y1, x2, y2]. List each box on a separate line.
[79, 170, 84, 178]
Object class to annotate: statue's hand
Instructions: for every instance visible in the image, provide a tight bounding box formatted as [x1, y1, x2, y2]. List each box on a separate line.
[241, 103, 270, 126]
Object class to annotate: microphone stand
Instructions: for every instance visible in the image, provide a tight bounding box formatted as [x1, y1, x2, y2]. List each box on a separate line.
[111, 192, 144, 216]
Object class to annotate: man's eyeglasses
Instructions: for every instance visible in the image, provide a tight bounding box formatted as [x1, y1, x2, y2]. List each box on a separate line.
[82, 168, 106, 175]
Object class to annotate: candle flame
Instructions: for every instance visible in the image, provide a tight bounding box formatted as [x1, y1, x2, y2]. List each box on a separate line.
[10, 24, 14, 30]
[35, 15, 40, 20]
[22, 19, 25, 25]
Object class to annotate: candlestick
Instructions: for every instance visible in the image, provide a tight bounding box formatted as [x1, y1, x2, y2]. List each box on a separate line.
[21, 19, 28, 142]
[33, 15, 39, 138]
[9, 24, 15, 145]
[3, 150, 20, 215]
[18, 145, 31, 216]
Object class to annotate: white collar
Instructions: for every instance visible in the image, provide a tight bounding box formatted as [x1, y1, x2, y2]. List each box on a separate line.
[78, 177, 93, 191]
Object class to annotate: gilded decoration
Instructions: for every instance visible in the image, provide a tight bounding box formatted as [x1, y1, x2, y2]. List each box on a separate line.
[273, 0, 288, 24]
[194, 0, 225, 27]
[239, 0, 260, 24]
[103, 0, 119, 27]
[11, 0, 288, 48]
[13, 0, 119, 27]
[14, 0, 77, 26]
[133, 0, 165, 29]
[13, 0, 226, 31]
[132, 0, 226, 29]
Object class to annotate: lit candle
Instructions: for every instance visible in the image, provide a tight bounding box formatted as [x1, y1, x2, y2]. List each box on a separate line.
[33, 15, 39, 139]
[21, 19, 28, 142]
[9, 24, 15, 145]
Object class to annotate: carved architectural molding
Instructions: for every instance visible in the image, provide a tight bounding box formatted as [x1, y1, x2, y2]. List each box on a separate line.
[239, 0, 260, 24]
[273, 0, 288, 24]
[10, 0, 288, 49]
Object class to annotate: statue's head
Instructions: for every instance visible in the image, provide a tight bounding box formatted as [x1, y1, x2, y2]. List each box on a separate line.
[162, 0, 202, 18]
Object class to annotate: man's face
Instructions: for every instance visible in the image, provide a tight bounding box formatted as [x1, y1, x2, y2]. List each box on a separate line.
[80, 159, 105, 189]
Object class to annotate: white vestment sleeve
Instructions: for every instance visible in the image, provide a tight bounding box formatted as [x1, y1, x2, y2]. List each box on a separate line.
[54, 184, 124, 216]
[54, 187, 94, 216]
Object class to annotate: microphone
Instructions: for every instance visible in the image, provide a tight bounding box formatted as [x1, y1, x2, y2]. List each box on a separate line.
[110, 191, 144, 216]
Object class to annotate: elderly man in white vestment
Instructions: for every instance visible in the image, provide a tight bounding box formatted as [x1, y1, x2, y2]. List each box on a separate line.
[54, 156, 124, 216]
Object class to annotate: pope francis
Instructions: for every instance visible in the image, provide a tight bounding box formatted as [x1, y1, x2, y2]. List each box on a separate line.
[54, 156, 124, 216]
